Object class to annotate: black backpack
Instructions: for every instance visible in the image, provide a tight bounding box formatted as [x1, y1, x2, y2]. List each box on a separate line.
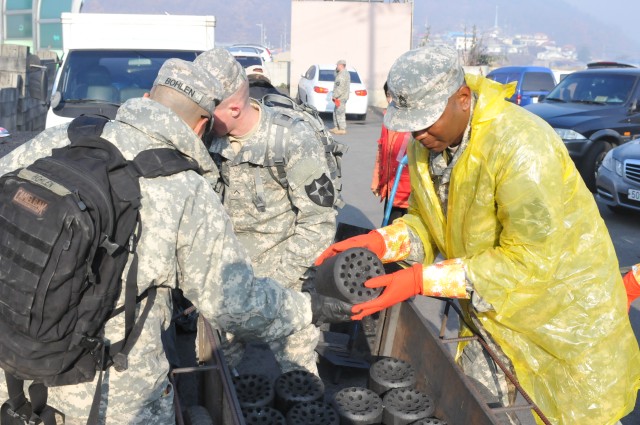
[260, 93, 348, 209]
[0, 115, 199, 424]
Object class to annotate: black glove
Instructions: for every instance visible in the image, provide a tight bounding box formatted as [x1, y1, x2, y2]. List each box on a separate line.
[309, 293, 353, 324]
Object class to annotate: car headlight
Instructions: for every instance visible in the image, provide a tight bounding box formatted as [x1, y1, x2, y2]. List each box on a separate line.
[600, 150, 623, 176]
[601, 150, 614, 171]
[554, 128, 586, 140]
[615, 159, 623, 176]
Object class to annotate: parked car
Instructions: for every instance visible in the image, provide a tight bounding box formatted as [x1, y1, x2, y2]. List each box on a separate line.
[486, 66, 556, 106]
[524, 67, 640, 191]
[596, 138, 640, 213]
[227, 44, 273, 62]
[587, 61, 636, 69]
[229, 51, 269, 79]
[297, 64, 368, 120]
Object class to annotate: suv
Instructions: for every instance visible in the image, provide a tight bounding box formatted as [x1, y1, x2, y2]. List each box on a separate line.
[525, 67, 640, 191]
[486, 66, 556, 106]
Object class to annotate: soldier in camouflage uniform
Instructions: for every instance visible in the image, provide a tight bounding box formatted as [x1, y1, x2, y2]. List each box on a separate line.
[315, 45, 640, 425]
[0, 58, 351, 424]
[330, 59, 351, 135]
[194, 48, 338, 376]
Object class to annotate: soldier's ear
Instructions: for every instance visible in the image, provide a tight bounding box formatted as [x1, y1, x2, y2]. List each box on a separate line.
[456, 85, 471, 111]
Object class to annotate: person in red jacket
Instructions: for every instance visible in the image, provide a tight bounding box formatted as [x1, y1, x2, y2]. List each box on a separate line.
[371, 82, 411, 223]
[624, 264, 640, 311]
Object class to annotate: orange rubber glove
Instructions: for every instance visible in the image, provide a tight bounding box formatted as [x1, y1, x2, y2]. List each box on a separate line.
[351, 259, 469, 320]
[623, 266, 640, 312]
[333, 98, 341, 108]
[351, 263, 422, 320]
[314, 231, 386, 266]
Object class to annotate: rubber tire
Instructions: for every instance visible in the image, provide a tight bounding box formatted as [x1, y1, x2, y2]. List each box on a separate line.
[185, 405, 214, 425]
[582, 141, 612, 192]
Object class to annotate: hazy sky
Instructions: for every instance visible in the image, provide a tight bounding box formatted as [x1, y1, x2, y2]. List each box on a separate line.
[563, 0, 638, 42]
[81, 0, 639, 60]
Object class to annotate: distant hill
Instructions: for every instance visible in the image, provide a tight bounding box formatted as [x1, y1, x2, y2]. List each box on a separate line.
[413, 0, 640, 63]
[82, 0, 640, 63]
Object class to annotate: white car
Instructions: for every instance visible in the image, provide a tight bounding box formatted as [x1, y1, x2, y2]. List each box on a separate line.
[297, 64, 368, 120]
[229, 51, 269, 79]
[227, 44, 273, 63]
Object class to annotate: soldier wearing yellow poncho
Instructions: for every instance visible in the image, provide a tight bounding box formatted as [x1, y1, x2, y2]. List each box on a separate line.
[315, 45, 640, 425]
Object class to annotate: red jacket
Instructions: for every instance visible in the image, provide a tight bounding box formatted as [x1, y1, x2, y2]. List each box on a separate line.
[371, 120, 411, 208]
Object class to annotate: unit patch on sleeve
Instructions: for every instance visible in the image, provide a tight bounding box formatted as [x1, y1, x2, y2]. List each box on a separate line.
[305, 173, 335, 207]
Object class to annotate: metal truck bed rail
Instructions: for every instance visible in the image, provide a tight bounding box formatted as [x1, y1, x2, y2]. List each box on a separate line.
[172, 315, 246, 425]
[377, 299, 549, 425]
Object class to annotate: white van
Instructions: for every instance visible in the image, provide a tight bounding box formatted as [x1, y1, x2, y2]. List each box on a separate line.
[46, 13, 215, 129]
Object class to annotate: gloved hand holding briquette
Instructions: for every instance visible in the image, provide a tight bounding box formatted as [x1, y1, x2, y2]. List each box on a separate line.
[315, 223, 469, 320]
[351, 259, 468, 320]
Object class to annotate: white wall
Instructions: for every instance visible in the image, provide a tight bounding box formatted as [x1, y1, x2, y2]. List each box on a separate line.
[290, 1, 412, 107]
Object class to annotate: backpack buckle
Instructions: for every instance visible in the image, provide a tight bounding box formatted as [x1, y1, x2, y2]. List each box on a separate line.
[112, 353, 128, 372]
[1, 399, 32, 423]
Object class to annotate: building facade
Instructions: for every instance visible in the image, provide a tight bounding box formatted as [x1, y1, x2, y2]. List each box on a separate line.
[1, 0, 82, 55]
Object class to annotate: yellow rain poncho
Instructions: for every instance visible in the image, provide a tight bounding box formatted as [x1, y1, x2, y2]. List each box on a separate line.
[399, 74, 640, 424]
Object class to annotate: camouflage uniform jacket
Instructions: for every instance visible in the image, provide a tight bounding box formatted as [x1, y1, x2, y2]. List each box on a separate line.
[210, 101, 337, 289]
[0, 98, 312, 420]
[333, 68, 351, 102]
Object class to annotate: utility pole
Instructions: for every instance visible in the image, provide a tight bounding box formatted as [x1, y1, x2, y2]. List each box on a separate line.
[256, 23, 264, 46]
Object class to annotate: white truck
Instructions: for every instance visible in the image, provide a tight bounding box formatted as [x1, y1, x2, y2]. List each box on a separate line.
[46, 13, 215, 129]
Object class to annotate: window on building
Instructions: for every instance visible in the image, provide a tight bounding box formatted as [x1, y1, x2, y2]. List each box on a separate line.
[39, 23, 62, 49]
[6, 0, 32, 10]
[6, 13, 33, 39]
[40, 0, 73, 19]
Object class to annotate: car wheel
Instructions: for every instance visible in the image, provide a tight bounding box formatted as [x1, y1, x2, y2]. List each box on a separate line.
[583, 141, 613, 192]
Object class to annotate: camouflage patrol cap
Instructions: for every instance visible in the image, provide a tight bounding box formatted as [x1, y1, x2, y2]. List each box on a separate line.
[153, 58, 221, 116]
[337, 59, 346, 66]
[384, 45, 465, 132]
[194, 47, 248, 100]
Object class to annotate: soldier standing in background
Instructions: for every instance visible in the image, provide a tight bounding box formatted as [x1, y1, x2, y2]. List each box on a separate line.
[194, 48, 340, 376]
[330, 59, 351, 135]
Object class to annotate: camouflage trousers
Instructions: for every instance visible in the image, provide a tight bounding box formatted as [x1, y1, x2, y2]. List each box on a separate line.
[458, 319, 520, 425]
[222, 323, 320, 376]
[333, 101, 347, 131]
[0, 368, 176, 425]
[0, 289, 176, 424]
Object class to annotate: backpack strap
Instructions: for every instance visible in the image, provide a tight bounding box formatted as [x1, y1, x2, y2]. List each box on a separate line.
[248, 112, 300, 212]
[262, 93, 297, 109]
[133, 149, 200, 178]
[268, 112, 301, 189]
[67, 114, 110, 145]
[252, 167, 267, 213]
[2, 374, 56, 425]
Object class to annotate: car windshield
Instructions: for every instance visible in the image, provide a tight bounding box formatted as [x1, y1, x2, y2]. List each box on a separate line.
[318, 69, 362, 84]
[234, 56, 263, 68]
[545, 73, 636, 105]
[521, 72, 556, 91]
[59, 50, 200, 104]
